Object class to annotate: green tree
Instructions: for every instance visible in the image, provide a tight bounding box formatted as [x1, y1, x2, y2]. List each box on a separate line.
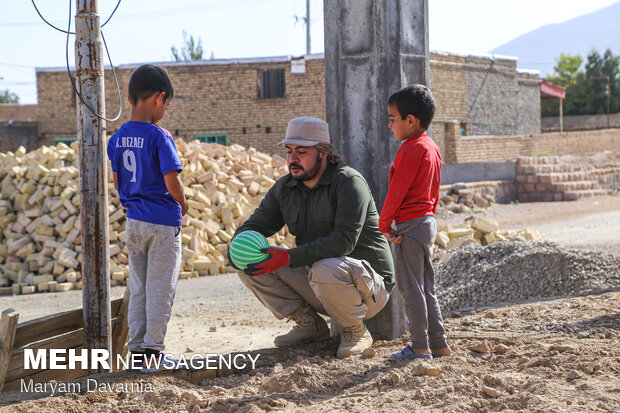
[543, 49, 620, 117]
[171, 31, 204, 61]
[0, 89, 20, 103]
[542, 54, 583, 117]
[546, 53, 583, 87]
[573, 49, 620, 116]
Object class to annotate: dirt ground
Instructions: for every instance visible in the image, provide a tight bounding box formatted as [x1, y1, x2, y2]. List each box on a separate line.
[1, 195, 619, 412]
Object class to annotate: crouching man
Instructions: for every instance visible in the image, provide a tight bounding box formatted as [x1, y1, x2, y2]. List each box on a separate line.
[230, 116, 395, 358]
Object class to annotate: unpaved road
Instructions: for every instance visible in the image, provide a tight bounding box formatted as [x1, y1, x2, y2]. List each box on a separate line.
[1, 196, 619, 412]
[2, 196, 619, 357]
[439, 195, 620, 254]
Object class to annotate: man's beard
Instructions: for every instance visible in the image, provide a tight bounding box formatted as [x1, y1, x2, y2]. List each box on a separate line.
[289, 152, 322, 182]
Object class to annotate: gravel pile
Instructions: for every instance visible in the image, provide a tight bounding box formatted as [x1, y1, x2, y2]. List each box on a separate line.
[435, 240, 620, 312]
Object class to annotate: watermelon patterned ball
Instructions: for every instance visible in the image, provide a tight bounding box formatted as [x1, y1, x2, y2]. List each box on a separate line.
[229, 230, 270, 270]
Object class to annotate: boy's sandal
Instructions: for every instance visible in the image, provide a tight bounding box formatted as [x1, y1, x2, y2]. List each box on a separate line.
[388, 345, 433, 361]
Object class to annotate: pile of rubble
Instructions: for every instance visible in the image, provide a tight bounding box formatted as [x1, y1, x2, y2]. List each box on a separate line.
[435, 240, 620, 313]
[0, 140, 295, 295]
[434, 216, 540, 253]
[438, 182, 496, 214]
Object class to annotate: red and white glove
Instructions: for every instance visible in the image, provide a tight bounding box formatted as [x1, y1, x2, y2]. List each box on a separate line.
[244, 247, 289, 276]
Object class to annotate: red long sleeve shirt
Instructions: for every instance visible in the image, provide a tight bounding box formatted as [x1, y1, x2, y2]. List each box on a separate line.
[379, 133, 442, 234]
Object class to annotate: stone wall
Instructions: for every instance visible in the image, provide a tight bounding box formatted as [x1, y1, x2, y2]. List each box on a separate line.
[35, 52, 540, 156]
[542, 112, 620, 132]
[464, 56, 540, 136]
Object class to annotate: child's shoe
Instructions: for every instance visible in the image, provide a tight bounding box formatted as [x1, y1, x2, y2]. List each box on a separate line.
[140, 350, 163, 373]
[128, 351, 145, 372]
[388, 345, 433, 361]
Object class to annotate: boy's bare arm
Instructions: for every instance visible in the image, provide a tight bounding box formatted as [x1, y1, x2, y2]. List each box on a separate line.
[113, 172, 118, 191]
[164, 171, 189, 216]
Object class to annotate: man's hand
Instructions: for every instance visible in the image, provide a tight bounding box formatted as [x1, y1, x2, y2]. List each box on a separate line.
[244, 247, 290, 276]
[226, 249, 242, 271]
[383, 231, 402, 244]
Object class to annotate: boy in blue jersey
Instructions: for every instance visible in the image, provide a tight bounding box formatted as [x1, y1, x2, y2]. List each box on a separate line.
[107, 64, 188, 371]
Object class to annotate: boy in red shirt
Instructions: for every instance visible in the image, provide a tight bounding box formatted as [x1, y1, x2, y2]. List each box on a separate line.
[380, 85, 451, 360]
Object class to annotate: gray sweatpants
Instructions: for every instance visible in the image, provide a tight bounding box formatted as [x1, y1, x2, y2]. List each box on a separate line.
[237, 256, 389, 328]
[125, 218, 182, 352]
[392, 216, 448, 350]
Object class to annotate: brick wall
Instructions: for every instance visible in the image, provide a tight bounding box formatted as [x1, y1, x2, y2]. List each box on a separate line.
[515, 156, 615, 202]
[0, 104, 37, 121]
[444, 128, 620, 164]
[36, 57, 326, 155]
[0, 121, 38, 152]
[35, 52, 540, 156]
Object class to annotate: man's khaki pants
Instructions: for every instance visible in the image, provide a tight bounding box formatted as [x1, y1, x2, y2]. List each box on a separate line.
[237, 256, 389, 328]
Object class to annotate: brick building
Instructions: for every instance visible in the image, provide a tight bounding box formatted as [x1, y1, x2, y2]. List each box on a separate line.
[33, 51, 540, 159]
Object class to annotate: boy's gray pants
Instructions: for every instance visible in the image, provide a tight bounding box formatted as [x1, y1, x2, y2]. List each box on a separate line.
[393, 216, 448, 350]
[125, 218, 182, 352]
[237, 256, 389, 328]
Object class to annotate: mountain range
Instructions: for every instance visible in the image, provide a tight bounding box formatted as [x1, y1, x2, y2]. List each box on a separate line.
[490, 1, 620, 78]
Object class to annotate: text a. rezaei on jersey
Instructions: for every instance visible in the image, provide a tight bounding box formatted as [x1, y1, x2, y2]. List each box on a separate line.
[115, 136, 145, 149]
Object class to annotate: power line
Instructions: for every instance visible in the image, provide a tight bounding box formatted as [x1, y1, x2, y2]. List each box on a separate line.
[30, 0, 121, 34]
[29, 0, 123, 121]
[2, 0, 274, 27]
[61, 0, 122, 121]
[0, 81, 36, 86]
[0, 61, 37, 68]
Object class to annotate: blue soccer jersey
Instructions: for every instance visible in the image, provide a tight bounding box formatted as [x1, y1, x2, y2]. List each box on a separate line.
[107, 121, 183, 226]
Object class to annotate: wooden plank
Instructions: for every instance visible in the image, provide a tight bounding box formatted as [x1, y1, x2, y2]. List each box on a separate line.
[12, 296, 123, 349]
[4, 345, 83, 384]
[0, 309, 19, 392]
[7, 318, 121, 376]
[111, 287, 130, 371]
[2, 367, 86, 392]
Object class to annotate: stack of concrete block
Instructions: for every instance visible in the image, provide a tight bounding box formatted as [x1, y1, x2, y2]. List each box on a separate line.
[0, 140, 295, 295]
[515, 156, 609, 202]
[435, 216, 541, 253]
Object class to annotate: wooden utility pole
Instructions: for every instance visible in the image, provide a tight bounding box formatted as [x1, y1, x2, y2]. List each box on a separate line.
[75, 0, 111, 372]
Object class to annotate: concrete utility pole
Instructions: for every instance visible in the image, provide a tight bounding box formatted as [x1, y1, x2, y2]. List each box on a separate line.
[324, 0, 430, 339]
[75, 0, 111, 372]
[306, 0, 311, 55]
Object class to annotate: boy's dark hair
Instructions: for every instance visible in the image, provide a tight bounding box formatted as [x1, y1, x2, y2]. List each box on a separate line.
[388, 84, 436, 130]
[128, 64, 174, 105]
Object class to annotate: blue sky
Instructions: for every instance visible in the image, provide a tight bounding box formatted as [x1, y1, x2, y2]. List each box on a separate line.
[1, 0, 619, 104]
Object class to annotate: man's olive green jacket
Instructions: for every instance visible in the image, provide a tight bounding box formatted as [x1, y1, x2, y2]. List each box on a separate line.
[236, 161, 395, 291]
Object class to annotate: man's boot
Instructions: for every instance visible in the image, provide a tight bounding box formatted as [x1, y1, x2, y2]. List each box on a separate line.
[274, 302, 330, 347]
[337, 321, 373, 358]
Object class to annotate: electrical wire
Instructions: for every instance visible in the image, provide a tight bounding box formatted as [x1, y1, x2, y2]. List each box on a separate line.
[30, 0, 121, 34]
[62, 0, 122, 121]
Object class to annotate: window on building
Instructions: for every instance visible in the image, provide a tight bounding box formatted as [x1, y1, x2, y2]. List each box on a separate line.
[259, 69, 286, 99]
[460, 122, 468, 136]
[195, 134, 228, 146]
[53, 137, 77, 146]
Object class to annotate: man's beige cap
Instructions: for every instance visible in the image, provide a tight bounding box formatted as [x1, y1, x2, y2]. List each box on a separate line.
[279, 116, 330, 146]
